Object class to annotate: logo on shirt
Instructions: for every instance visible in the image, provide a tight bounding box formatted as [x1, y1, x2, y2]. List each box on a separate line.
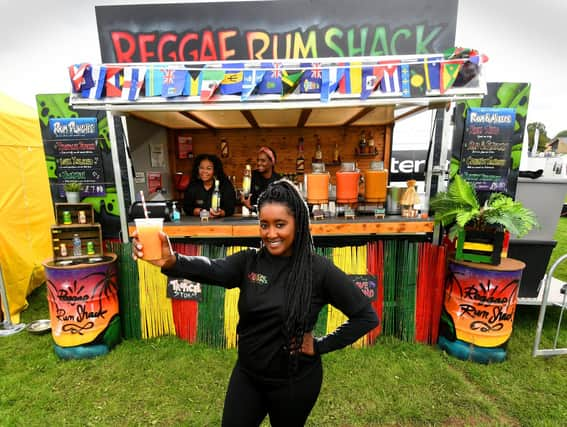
[248, 272, 269, 286]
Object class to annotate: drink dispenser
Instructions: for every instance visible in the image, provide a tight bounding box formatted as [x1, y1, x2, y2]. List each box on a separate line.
[306, 163, 330, 204]
[336, 162, 360, 204]
[364, 161, 388, 203]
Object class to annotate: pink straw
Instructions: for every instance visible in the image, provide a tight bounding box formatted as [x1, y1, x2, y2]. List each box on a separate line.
[139, 190, 149, 219]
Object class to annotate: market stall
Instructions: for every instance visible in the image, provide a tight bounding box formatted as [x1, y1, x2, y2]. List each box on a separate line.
[59, 51, 488, 348]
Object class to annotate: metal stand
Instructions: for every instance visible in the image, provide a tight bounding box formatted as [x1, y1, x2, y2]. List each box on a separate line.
[0, 265, 26, 336]
[532, 254, 567, 357]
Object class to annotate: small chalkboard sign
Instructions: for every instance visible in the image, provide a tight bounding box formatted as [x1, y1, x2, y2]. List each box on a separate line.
[349, 274, 377, 301]
[167, 278, 203, 301]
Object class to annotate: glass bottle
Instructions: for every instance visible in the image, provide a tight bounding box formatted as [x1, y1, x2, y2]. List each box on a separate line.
[333, 141, 341, 163]
[358, 131, 367, 154]
[211, 179, 221, 212]
[72, 233, 82, 257]
[367, 132, 375, 154]
[313, 135, 323, 163]
[171, 202, 181, 222]
[296, 137, 305, 178]
[242, 164, 252, 198]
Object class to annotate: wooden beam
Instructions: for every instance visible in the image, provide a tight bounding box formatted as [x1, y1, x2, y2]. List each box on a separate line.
[345, 107, 375, 126]
[179, 111, 215, 129]
[297, 108, 312, 127]
[241, 110, 259, 128]
[393, 105, 429, 123]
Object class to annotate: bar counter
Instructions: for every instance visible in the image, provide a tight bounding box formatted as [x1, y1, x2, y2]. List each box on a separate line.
[128, 215, 434, 238]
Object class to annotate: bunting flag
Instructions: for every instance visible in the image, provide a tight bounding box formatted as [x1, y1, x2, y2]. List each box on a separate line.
[219, 63, 244, 95]
[241, 69, 266, 101]
[338, 62, 362, 95]
[360, 65, 384, 100]
[105, 67, 123, 97]
[121, 67, 146, 101]
[144, 66, 166, 97]
[400, 64, 411, 97]
[81, 66, 107, 99]
[440, 60, 462, 93]
[161, 69, 188, 98]
[257, 62, 283, 94]
[379, 62, 401, 94]
[320, 66, 344, 102]
[281, 69, 304, 95]
[424, 56, 442, 91]
[300, 62, 322, 93]
[408, 60, 428, 97]
[199, 69, 224, 101]
[68, 63, 92, 92]
[185, 66, 204, 96]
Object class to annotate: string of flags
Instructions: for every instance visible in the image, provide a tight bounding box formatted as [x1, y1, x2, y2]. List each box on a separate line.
[69, 48, 487, 103]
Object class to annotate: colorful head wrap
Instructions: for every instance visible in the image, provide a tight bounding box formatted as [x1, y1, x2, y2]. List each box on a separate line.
[258, 146, 276, 164]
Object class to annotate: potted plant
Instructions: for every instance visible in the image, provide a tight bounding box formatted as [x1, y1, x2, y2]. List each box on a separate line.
[429, 174, 538, 264]
[64, 182, 83, 203]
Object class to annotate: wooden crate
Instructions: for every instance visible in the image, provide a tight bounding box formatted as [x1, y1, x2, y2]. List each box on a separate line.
[54, 203, 95, 225]
[51, 224, 103, 260]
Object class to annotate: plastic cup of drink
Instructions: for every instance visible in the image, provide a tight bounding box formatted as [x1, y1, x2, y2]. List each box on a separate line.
[134, 218, 164, 260]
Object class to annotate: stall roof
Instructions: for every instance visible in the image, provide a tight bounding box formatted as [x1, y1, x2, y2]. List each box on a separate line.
[69, 54, 487, 130]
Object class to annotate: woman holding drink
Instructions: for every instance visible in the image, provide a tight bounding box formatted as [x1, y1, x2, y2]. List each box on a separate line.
[183, 153, 236, 218]
[132, 179, 378, 426]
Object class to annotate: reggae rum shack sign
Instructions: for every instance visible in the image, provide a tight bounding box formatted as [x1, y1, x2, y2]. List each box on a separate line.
[96, 0, 458, 62]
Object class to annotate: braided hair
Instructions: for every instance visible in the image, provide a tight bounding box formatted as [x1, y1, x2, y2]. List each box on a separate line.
[257, 179, 314, 361]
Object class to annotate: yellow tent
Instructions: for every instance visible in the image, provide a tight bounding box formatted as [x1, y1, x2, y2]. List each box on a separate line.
[0, 92, 54, 322]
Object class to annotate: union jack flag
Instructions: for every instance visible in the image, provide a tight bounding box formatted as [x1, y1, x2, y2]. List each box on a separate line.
[163, 69, 175, 85]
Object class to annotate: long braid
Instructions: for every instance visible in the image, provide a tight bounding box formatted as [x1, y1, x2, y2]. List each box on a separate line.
[257, 179, 314, 366]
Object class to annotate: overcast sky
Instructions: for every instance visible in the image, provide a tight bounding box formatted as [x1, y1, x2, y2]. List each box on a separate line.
[1, 0, 565, 136]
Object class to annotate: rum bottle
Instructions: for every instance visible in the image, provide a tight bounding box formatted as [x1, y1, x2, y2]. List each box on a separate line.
[211, 179, 221, 212]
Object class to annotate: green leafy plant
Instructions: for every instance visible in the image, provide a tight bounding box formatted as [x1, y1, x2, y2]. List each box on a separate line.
[430, 174, 538, 240]
[64, 182, 83, 192]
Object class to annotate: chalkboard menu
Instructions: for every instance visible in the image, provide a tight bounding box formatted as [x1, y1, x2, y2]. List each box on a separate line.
[49, 118, 105, 196]
[459, 107, 516, 192]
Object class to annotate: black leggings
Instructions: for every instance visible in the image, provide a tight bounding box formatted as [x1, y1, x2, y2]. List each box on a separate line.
[221, 361, 323, 427]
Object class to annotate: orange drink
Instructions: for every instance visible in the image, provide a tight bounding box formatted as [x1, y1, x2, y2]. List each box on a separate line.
[134, 218, 164, 260]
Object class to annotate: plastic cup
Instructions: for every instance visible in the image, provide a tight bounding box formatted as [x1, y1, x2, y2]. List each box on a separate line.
[134, 218, 164, 260]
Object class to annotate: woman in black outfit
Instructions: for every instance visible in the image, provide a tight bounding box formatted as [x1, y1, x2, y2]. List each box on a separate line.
[241, 146, 281, 212]
[183, 153, 235, 218]
[132, 179, 378, 426]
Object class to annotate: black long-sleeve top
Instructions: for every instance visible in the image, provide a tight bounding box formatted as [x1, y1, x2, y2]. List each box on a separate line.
[162, 248, 378, 381]
[182, 178, 236, 216]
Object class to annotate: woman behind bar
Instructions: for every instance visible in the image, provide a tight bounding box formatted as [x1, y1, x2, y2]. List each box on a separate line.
[241, 146, 281, 212]
[183, 153, 235, 218]
[132, 179, 378, 426]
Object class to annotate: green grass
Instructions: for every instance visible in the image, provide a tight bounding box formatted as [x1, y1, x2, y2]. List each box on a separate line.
[2, 221, 567, 426]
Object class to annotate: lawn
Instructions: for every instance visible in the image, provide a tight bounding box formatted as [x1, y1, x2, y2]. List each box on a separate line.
[1, 221, 567, 426]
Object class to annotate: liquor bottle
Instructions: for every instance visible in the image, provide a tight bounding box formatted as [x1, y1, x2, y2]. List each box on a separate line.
[313, 134, 323, 163]
[296, 137, 305, 178]
[72, 233, 82, 257]
[242, 164, 252, 198]
[358, 131, 367, 154]
[211, 179, 221, 212]
[332, 142, 341, 163]
[367, 132, 375, 155]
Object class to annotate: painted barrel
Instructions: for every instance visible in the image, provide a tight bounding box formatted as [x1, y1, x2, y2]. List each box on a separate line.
[43, 253, 121, 359]
[364, 170, 388, 202]
[306, 172, 330, 204]
[336, 171, 360, 203]
[438, 257, 525, 363]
